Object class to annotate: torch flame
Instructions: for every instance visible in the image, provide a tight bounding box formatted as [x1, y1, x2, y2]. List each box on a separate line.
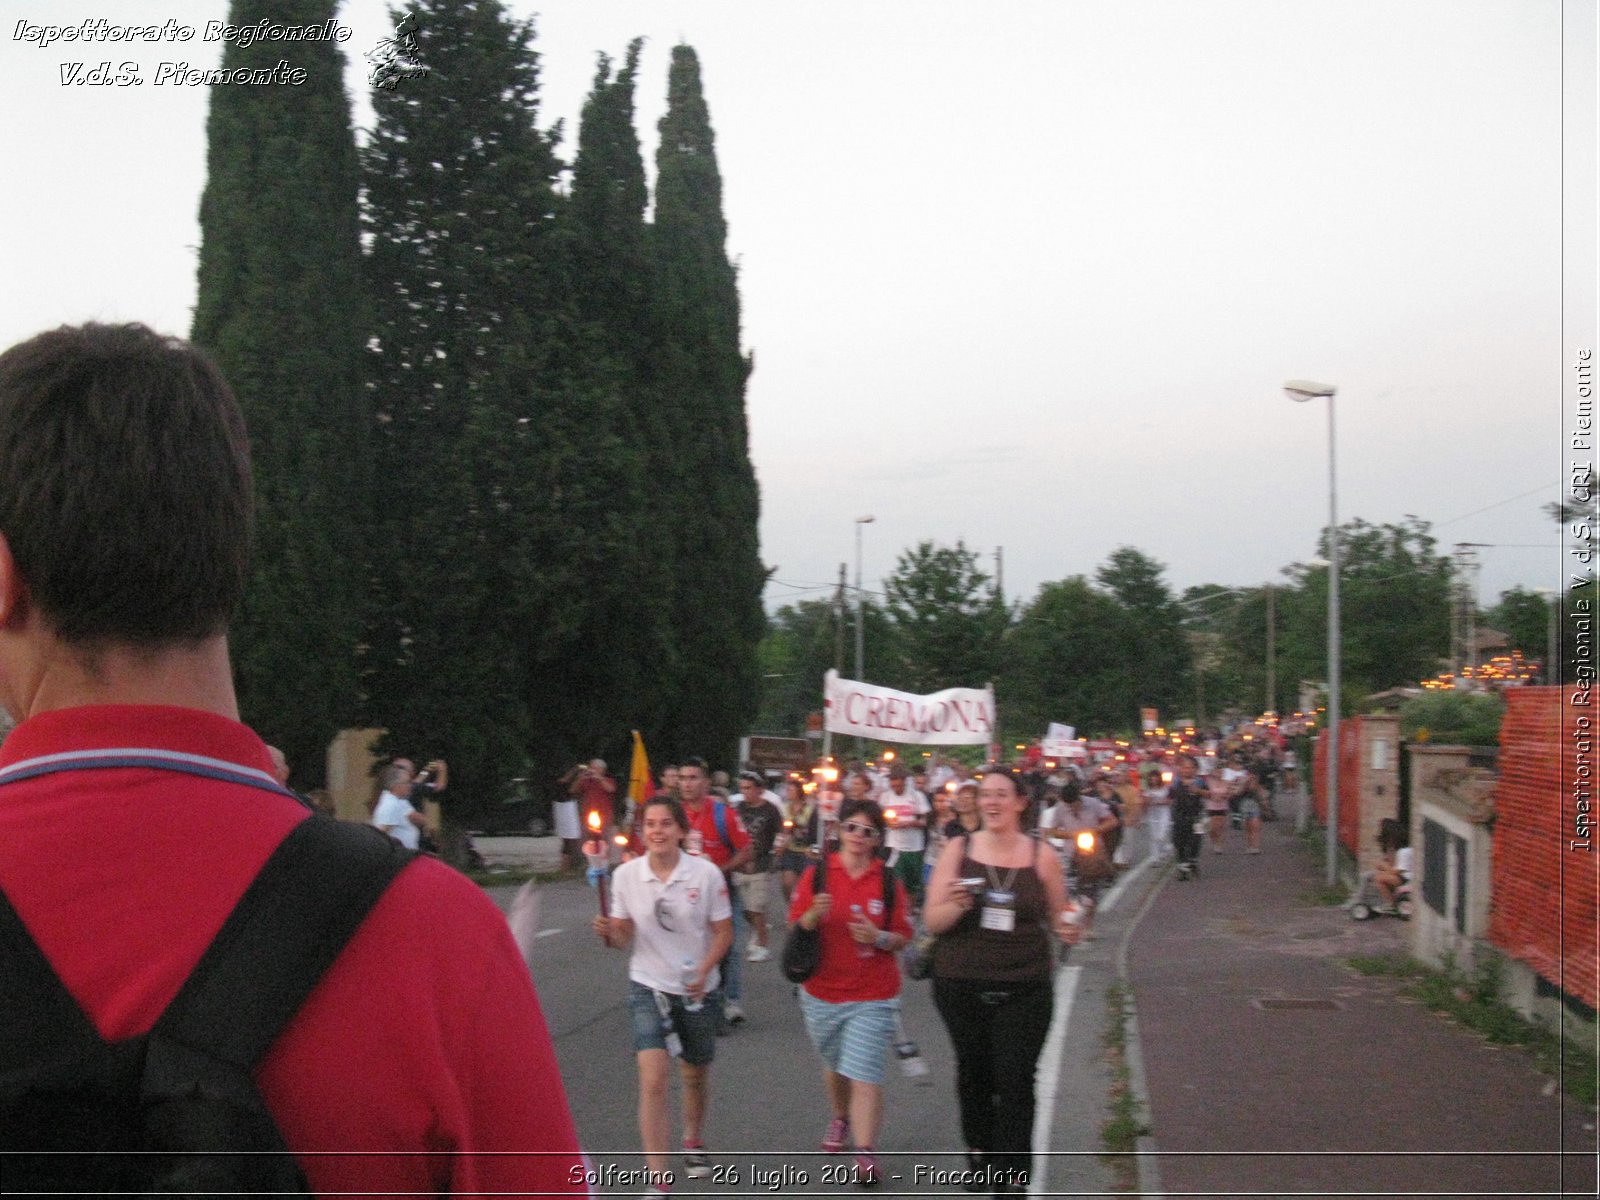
[586, 810, 602, 835]
[1076, 831, 1096, 853]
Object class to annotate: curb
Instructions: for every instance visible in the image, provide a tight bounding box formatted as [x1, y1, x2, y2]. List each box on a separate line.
[1113, 850, 1172, 1199]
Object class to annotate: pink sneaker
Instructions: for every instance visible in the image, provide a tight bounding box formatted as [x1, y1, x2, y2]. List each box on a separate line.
[821, 1116, 850, 1153]
[854, 1151, 880, 1188]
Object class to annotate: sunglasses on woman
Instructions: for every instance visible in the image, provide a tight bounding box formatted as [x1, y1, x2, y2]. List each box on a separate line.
[840, 821, 881, 840]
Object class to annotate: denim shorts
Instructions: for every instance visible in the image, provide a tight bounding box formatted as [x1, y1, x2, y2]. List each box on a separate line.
[628, 980, 721, 1066]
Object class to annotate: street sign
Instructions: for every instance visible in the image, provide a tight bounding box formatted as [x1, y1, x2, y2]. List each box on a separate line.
[740, 735, 811, 773]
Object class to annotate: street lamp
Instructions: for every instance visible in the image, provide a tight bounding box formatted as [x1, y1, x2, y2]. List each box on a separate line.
[1285, 379, 1341, 888]
[854, 515, 875, 682]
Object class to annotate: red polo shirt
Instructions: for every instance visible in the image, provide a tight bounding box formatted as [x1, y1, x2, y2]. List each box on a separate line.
[0, 705, 588, 1198]
[681, 796, 750, 869]
[787, 853, 914, 1003]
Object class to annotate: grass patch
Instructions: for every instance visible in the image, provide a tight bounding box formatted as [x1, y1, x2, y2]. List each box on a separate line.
[1100, 981, 1151, 1192]
[1301, 882, 1348, 907]
[1344, 951, 1597, 1109]
[1346, 953, 1426, 979]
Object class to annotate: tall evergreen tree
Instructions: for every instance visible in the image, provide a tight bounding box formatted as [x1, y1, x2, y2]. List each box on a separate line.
[651, 45, 764, 764]
[362, 0, 583, 802]
[544, 40, 676, 766]
[191, 0, 366, 787]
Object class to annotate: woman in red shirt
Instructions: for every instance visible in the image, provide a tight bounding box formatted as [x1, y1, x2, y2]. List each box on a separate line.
[788, 799, 915, 1187]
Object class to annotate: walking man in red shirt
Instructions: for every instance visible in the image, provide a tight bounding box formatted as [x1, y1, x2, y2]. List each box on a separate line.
[677, 757, 754, 1025]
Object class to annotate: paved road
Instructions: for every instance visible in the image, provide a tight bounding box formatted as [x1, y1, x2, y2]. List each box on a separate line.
[480, 810, 1598, 1198]
[487, 857, 1135, 1198]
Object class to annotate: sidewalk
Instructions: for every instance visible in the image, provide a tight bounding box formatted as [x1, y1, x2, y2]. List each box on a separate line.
[1124, 816, 1597, 1199]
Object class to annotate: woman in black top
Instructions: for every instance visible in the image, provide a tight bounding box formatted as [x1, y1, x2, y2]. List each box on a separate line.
[923, 768, 1077, 1196]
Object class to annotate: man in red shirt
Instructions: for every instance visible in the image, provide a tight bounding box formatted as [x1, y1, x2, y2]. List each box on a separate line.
[677, 757, 753, 1024]
[0, 323, 589, 1197]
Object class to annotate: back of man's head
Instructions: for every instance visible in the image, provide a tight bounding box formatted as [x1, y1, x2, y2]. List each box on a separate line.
[0, 323, 252, 648]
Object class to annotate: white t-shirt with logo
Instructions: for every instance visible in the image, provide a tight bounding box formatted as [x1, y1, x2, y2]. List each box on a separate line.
[878, 785, 931, 853]
[609, 851, 732, 995]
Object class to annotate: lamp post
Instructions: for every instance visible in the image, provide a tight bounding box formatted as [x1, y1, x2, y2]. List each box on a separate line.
[1285, 379, 1341, 888]
[854, 515, 875, 682]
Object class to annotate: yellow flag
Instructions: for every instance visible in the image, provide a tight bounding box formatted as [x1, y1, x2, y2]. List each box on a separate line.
[627, 730, 654, 808]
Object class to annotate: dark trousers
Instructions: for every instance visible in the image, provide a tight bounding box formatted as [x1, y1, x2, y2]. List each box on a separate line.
[1172, 817, 1201, 866]
[932, 975, 1053, 1184]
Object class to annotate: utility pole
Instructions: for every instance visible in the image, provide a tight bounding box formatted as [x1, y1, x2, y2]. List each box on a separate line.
[823, 563, 846, 759]
[1265, 584, 1276, 714]
[834, 562, 847, 675]
[994, 546, 1004, 604]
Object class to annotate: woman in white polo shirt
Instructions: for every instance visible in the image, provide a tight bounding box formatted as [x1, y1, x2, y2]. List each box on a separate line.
[596, 796, 734, 1195]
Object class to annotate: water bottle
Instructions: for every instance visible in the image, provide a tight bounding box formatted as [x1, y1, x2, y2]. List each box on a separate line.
[851, 904, 874, 958]
[686, 828, 704, 856]
[681, 958, 704, 1012]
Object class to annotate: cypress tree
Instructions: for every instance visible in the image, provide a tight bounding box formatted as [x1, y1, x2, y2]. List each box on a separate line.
[191, 0, 366, 787]
[362, 0, 571, 801]
[651, 45, 765, 764]
[537, 40, 676, 768]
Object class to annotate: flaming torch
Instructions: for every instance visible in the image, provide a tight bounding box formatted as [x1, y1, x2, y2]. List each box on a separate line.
[584, 809, 610, 918]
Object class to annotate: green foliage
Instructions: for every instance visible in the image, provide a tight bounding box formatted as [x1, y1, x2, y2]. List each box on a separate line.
[1099, 981, 1151, 1179]
[883, 541, 1007, 695]
[361, 0, 571, 806]
[540, 37, 675, 769]
[190, 0, 366, 787]
[1096, 546, 1192, 718]
[1002, 549, 1190, 736]
[1489, 586, 1553, 663]
[650, 44, 766, 765]
[754, 597, 897, 735]
[1398, 691, 1506, 747]
[1273, 517, 1452, 700]
[1005, 577, 1129, 734]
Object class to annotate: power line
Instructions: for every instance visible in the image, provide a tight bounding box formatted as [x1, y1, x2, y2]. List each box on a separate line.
[1433, 481, 1560, 528]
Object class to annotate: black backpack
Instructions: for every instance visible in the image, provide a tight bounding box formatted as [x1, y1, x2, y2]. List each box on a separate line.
[0, 816, 413, 1196]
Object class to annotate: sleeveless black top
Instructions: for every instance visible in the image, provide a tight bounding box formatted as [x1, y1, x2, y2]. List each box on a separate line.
[931, 839, 1051, 983]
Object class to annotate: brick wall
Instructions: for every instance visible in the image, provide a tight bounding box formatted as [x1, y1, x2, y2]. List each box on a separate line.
[1488, 687, 1598, 1011]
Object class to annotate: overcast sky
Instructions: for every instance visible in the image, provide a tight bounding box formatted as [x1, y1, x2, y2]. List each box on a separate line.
[3, 0, 1592, 619]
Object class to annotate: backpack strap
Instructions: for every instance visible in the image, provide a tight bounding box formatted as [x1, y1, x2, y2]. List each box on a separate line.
[711, 800, 733, 852]
[0, 888, 105, 1079]
[141, 817, 413, 1099]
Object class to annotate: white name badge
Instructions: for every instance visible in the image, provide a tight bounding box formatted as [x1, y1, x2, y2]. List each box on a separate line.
[980, 905, 1016, 932]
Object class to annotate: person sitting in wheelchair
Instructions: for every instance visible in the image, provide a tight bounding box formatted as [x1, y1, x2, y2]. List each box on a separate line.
[1371, 817, 1412, 912]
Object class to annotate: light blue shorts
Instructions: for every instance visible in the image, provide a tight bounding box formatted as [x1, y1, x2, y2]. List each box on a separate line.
[798, 991, 898, 1085]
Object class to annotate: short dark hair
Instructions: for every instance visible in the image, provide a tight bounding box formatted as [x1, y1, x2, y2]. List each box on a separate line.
[837, 797, 885, 832]
[0, 323, 252, 647]
[680, 756, 709, 774]
[644, 795, 690, 832]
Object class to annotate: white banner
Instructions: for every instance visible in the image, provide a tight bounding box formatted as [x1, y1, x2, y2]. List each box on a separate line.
[1041, 722, 1076, 756]
[823, 670, 996, 745]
